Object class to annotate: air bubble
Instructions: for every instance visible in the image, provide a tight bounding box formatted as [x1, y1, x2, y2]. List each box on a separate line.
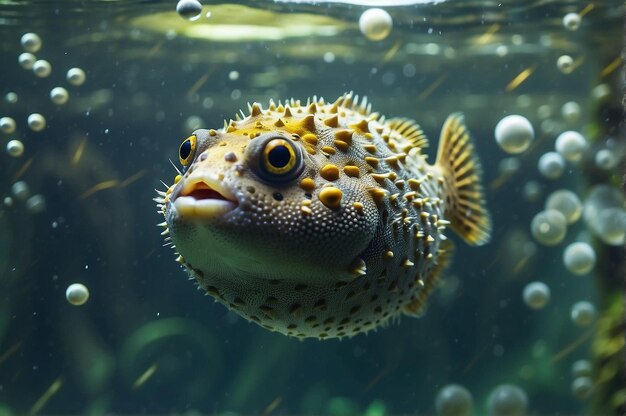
[66, 67, 86, 86]
[545, 190, 581, 224]
[33, 59, 51, 78]
[531, 209, 567, 246]
[494, 115, 534, 154]
[487, 384, 528, 416]
[571, 301, 596, 326]
[359, 8, 393, 41]
[435, 384, 473, 416]
[563, 242, 596, 275]
[66, 283, 90, 306]
[6, 140, 24, 157]
[555, 131, 588, 162]
[18, 52, 36, 70]
[21, 33, 42, 52]
[0, 117, 16, 134]
[522, 281, 550, 310]
[176, 0, 203, 21]
[563, 13, 581, 31]
[557, 55, 575, 74]
[27, 113, 46, 132]
[50, 87, 69, 105]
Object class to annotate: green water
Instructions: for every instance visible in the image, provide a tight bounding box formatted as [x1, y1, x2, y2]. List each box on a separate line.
[0, 1, 624, 414]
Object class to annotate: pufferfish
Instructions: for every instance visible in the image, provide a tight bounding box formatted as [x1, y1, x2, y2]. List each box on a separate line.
[156, 92, 491, 340]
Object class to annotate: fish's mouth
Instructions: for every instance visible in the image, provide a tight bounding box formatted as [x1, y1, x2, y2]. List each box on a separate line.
[173, 174, 238, 218]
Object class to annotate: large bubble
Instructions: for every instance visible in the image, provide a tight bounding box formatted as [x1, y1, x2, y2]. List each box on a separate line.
[563, 242, 596, 275]
[487, 384, 528, 416]
[531, 210, 567, 246]
[583, 185, 626, 246]
[435, 384, 473, 416]
[495, 115, 534, 154]
[545, 190, 582, 224]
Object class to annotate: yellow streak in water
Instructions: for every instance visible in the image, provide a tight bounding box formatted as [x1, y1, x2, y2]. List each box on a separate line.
[579, 3, 594, 17]
[0, 341, 22, 366]
[119, 169, 148, 188]
[29, 377, 63, 415]
[132, 363, 158, 390]
[601, 56, 622, 78]
[417, 73, 448, 101]
[382, 40, 402, 63]
[186, 67, 216, 99]
[262, 397, 282, 416]
[147, 39, 166, 59]
[551, 329, 595, 363]
[475, 23, 500, 45]
[570, 56, 585, 73]
[72, 138, 87, 165]
[79, 180, 119, 200]
[505, 65, 537, 92]
[12, 157, 33, 182]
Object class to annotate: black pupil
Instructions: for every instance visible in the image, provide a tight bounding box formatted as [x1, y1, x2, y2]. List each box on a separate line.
[180, 140, 192, 160]
[268, 145, 291, 168]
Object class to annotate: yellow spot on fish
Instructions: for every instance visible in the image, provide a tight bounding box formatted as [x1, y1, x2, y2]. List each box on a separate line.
[299, 177, 315, 192]
[302, 133, 318, 146]
[343, 165, 360, 178]
[319, 187, 343, 209]
[320, 164, 340, 181]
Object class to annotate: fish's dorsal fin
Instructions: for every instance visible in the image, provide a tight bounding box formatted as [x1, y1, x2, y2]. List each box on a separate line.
[403, 240, 455, 317]
[436, 113, 491, 246]
[386, 118, 429, 150]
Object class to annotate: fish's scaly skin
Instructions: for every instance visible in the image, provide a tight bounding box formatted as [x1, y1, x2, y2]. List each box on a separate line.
[157, 93, 491, 340]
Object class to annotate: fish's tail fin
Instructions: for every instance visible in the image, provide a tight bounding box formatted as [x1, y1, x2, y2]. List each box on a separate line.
[435, 113, 491, 246]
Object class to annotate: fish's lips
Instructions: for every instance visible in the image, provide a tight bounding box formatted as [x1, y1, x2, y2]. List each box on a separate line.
[172, 174, 238, 219]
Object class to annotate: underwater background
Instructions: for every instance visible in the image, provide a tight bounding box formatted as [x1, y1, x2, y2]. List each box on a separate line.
[0, 0, 624, 414]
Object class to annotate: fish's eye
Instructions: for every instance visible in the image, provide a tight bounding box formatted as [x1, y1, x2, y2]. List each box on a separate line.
[179, 135, 197, 166]
[247, 134, 303, 183]
[263, 138, 297, 174]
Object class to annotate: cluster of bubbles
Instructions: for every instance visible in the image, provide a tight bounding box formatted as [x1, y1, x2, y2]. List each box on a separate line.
[434, 383, 528, 416]
[2, 34, 91, 308]
[583, 185, 626, 246]
[485, 10, 621, 407]
[570, 359, 594, 399]
[4, 33, 87, 163]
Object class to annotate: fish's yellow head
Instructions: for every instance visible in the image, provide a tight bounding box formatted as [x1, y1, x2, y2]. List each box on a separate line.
[161, 101, 381, 287]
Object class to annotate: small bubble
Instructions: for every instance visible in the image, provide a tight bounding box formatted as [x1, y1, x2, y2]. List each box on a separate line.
[176, 0, 203, 21]
[6, 140, 24, 157]
[50, 87, 69, 105]
[563, 13, 581, 31]
[21, 33, 42, 52]
[33, 59, 52, 78]
[18, 52, 36, 70]
[557, 55, 575, 74]
[27, 113, 46, 132]
[5, 92, 18, 104]
[0, 117, 16, 134]
[66, 283, 90, 306]
[66, 67, 86, 86]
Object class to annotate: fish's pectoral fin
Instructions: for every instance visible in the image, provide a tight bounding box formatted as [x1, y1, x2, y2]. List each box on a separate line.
[435, 113, 491, 246]
[403, 240, 455, 317]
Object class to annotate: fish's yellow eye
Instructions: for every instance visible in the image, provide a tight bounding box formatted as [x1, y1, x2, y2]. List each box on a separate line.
[179, 135, 197, 166]
[263, 138, 297, 175]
